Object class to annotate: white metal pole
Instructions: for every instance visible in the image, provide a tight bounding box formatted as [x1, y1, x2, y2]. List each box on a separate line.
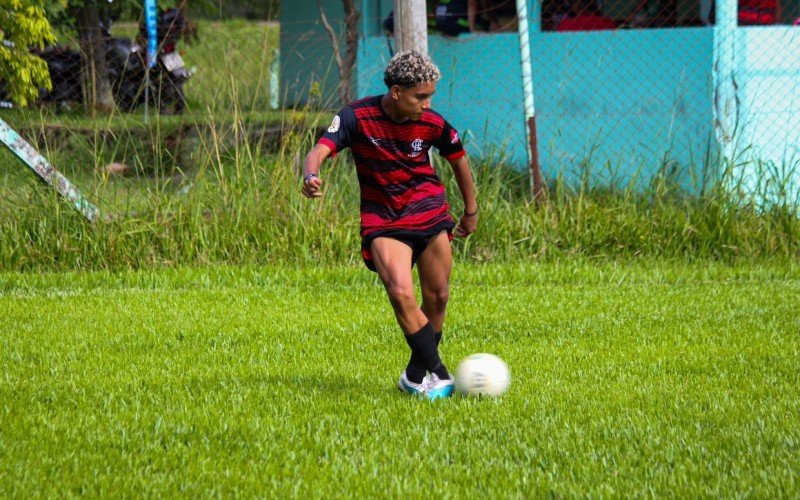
[516, 0, 535, 126]
[270, 48, 280, 110]
[516, 0, 542, 197]
[716, 0, 747, 195]
[713, 0, 739, 179]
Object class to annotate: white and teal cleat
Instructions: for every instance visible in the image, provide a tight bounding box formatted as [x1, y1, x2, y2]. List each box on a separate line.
[397, 371, 429, 396]
[425, 373, 455, 400]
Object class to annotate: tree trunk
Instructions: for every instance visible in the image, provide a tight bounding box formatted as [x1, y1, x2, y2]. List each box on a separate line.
[339, 0, 359, 104]
[318, 0, 360, 105]
[75, 3, 116, 114]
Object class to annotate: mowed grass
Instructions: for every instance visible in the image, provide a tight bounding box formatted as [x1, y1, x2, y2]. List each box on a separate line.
[1, 260, 798, 496]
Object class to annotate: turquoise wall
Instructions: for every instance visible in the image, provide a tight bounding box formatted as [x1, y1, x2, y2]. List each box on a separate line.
[357, 0, 528, 166]
[733, 28, 800, 201]
[358, 34, 528, 167]
[531, 28, 715, 188]
[282, 0, 799, 196]
[280, 0, 348, 107]
[358, 26, 714, 189]
[353, 1, 714, 188]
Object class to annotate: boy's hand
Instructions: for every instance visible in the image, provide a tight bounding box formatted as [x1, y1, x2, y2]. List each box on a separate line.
[302, 176, 324, 198]
[455, 211, 477, 238]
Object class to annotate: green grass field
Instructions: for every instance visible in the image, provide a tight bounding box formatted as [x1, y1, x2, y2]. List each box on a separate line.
[2, 261, 798, 496]
[2, 18, 800, 497]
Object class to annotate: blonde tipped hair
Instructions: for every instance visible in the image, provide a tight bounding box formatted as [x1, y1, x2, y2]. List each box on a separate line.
[383, 50, 442, 88]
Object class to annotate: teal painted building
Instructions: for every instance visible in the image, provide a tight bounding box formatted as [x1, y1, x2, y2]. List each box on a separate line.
[280, 0, 800, 193]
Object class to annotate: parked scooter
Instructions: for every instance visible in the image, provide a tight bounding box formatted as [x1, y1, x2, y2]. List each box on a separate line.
[141, 8, 193, 114]
[112, 7, 193, 113]
[1, 9, 193, 114]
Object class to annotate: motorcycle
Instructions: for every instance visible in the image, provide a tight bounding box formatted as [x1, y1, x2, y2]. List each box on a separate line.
[118, 7, 193, 114]
[1, 9, 193, 114]
[149, 8, 193, 114]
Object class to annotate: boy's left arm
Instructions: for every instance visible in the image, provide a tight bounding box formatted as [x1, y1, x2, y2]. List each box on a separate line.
[449, 155, 478, 238]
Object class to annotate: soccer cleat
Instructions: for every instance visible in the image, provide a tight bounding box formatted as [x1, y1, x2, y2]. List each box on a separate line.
[397, 371, 429, 396]
[425, 373, 455, 400]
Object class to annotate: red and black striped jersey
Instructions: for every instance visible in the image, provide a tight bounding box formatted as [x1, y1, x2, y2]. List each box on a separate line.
[318, 95, 466, 238]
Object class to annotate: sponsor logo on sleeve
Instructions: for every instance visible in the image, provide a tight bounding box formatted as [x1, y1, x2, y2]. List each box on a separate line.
[450, 129, 459, 144]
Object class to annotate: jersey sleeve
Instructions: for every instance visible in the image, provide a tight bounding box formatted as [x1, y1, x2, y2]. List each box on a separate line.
[433, 119, 466, 161]
[318, 106, 356, 158]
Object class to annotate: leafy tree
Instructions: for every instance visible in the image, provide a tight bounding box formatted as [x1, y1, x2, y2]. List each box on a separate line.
[0, 0, 55, 107]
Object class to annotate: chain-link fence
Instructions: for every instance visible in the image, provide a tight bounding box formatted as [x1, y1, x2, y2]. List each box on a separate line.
[532, 0, 800, 194]
[2, 0, 799, 200]
[277, 0, 800, 195]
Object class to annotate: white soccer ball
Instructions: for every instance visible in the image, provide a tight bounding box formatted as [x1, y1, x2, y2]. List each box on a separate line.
[455, 353, 511, 397]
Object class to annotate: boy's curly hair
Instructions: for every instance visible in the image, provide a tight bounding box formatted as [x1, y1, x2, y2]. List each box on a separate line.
[383, 50, 442, 88]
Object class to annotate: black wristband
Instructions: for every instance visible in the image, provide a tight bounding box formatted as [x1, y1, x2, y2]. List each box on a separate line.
[463, 208, 478, 216]
[303, 173, 318, 184]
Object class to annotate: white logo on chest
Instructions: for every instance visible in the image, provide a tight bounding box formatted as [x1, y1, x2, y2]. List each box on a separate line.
[408, 138, 423, 157]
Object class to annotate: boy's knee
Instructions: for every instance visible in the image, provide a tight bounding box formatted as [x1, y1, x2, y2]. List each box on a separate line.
[424, 287, 449, 308]
[386, 282, 416, 308]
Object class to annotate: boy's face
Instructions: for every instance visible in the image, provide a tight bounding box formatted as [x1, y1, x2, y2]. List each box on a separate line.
[392, 81, 436, 121]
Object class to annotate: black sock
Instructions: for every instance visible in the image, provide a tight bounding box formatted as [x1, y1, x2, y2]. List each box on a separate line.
[404, 323, 450, 381]
[405, 330, 443, 383]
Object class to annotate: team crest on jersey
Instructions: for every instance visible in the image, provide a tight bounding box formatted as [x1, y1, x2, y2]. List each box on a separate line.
[450, 129, 459, 144]
[408, 138, 424, 157]
[328, 115, 340, 133]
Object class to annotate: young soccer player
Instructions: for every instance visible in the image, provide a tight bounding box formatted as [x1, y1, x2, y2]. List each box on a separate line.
[301, 51, 478, 400]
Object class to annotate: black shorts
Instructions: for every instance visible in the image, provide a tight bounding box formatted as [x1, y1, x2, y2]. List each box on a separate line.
[361, 220, 456, 272]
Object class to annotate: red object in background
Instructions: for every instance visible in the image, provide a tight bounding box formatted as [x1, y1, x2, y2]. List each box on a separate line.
[738, 0, 778, 24]
[556, 15, 618, 31]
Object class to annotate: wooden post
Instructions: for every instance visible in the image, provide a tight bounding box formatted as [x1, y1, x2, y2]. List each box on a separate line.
[394, 0, 428, 53]
[528, 117, 545, 202]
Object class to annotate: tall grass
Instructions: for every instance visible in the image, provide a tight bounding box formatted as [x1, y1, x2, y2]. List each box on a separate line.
[1, 107, 799, 272]
[2, 20, 799, 271]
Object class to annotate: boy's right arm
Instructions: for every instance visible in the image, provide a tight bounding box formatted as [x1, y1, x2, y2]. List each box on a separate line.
[301, 143, 332, 198]
[303, 105, 354, 198]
